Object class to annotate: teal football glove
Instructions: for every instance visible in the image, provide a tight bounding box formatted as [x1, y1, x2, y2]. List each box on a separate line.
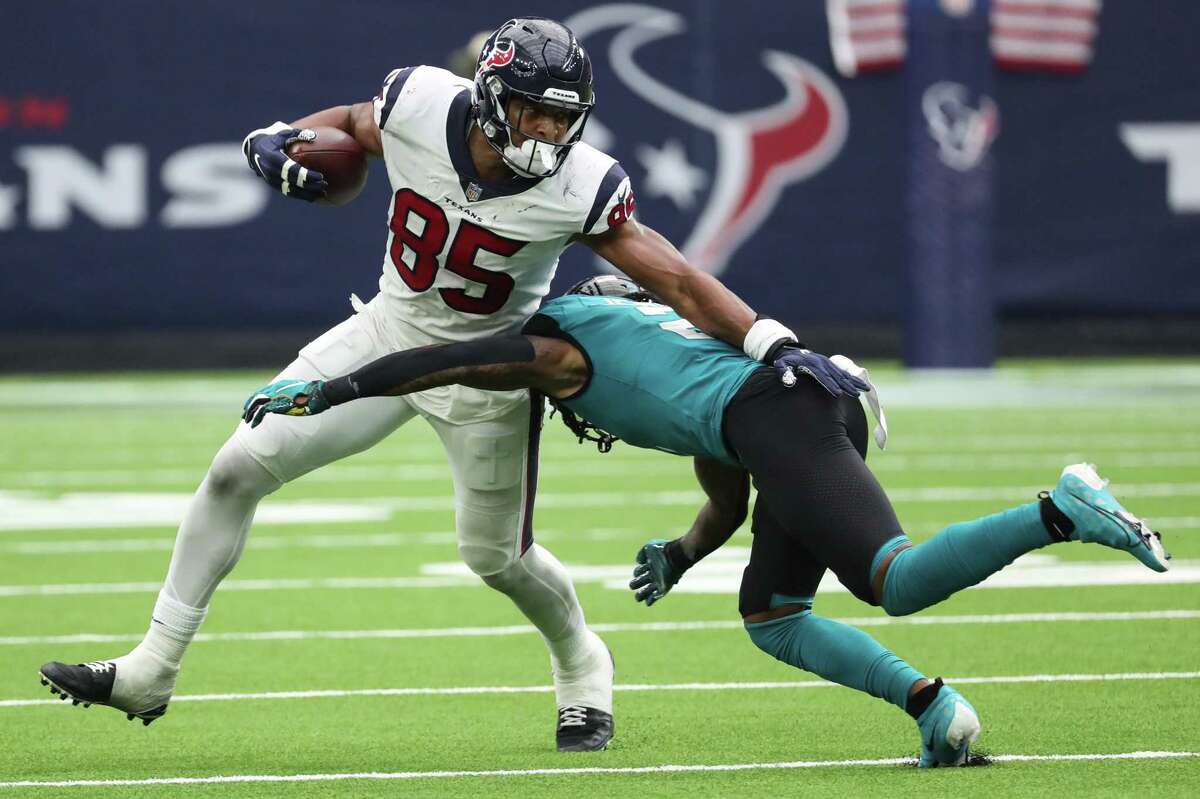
[630, 538, 691, 606]
[242, 379, 332, 428]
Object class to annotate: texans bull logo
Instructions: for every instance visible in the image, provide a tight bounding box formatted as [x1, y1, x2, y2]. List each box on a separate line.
[566, 4, 848, 276]
[480, 39, 515, 72]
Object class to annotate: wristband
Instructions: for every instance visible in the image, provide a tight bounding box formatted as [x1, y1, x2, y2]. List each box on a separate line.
[320, 376, 358, 406]
[663, 538, 696, 574]
[743, 317, 797, 362]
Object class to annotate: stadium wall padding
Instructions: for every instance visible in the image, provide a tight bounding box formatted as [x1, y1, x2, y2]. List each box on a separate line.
[1, 1, 1197, 357]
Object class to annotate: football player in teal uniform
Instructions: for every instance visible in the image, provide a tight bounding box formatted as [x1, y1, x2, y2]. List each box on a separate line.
[242, 275, 1170, 767]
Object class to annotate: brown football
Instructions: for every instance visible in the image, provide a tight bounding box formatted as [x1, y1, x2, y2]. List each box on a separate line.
[286, 126, 368, 206]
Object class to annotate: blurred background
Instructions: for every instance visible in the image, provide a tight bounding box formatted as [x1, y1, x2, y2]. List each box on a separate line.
[1, 0, 1197, 371]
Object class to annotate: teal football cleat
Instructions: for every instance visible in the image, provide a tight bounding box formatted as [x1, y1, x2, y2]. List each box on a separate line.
[1050, 463, 1170, 572]
[916, 680, 981, 768]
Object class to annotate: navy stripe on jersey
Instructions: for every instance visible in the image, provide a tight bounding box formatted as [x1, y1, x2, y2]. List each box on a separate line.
[377, 66, 416, 130]
[519, 390, 544, 555]
[583, 162, 628, 235]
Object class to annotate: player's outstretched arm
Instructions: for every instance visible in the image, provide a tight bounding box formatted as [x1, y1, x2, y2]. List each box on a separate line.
[583, 221, 754, 347]
[583, 221, 868, 397]
[630, 458, 750, 606]
[241, 335, 587, 427]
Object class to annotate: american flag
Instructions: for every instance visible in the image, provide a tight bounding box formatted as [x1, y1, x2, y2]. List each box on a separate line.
[825, 0, 1101, 77]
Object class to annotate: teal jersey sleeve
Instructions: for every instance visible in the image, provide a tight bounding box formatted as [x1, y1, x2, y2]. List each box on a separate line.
[534, 295, 764, 464]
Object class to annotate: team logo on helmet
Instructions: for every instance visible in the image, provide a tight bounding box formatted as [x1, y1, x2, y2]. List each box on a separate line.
[479, 39, 515, 73]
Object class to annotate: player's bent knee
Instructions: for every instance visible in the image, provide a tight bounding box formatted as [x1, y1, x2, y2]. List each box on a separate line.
[870, 536, 917, 615]
[202, 440, 281, 501]
[459, 541, 519, 580]
[878, 549, 925, 617]
[744, 609, 812, 665]
[452, 484, 527, 578]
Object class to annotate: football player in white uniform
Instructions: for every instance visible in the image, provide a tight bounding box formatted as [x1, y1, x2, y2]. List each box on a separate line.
[39, 17, 808, 752]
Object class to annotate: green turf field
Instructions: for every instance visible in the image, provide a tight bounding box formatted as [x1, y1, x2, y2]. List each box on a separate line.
[0, 361, 1197, 797]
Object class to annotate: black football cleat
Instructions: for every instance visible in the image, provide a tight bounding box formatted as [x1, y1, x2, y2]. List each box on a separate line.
[556, 705, 614, 752]
[38, 661, 167, 726]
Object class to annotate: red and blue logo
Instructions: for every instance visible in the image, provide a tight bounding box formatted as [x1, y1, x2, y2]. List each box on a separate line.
[566, 4, 848, 276]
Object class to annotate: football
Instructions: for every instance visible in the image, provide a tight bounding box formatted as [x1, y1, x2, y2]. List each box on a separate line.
[286, 126, 368, 206]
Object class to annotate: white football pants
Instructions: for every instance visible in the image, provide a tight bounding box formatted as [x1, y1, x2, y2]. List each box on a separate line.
[158, 301, 591, 671]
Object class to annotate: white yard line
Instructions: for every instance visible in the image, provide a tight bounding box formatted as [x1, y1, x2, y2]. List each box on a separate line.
[0, 576, 482, 597]
[5, 434, 1200, 477]
[3, 610, 1196, 647]
[0, 751, 1196, 789]
[6, 516, 1196, 556]
[3, 480, 1199, 533]
[6, 451, 1200, 488]
[3, 671, 1198, 710]
[0, 531, 459, 554]
[5, 556, 1200, 597]
[0, 527, 646, 555]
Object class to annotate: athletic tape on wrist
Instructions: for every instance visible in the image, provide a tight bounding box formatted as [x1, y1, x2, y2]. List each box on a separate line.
[744, 318, 797, 362]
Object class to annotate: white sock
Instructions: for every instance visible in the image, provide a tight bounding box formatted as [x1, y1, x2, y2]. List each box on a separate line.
[482, 544, 611, 711]
[109, 591, 205, 713]
[140, 590, 207, 667]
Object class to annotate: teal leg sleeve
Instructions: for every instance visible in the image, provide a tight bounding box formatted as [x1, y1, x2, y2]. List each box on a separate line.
[881, 502, 1049, 616]
[745, 610, 924, 711]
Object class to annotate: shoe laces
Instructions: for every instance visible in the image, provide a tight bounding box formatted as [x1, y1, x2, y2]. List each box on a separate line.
[558, 705, 589, 728]
[84, 661, 115, 674]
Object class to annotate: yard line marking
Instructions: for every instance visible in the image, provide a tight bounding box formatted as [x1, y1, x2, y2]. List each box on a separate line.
[0, 492, 392, 532]
[6, 438, 1200, 477]
[7, 451, 1200, 488]
[0, 751, 1196, 788]
[0, 576, 482, 597]
[6, 515, 1193, 555]
[5, 556, 1200, 598]
[3, 479, 1200, 532]
[3, 671, 1198, 709]
[0, 531, 459, 555]
[0, 460, 691, 488]
[0, 527, 641, 555]
[4, 610, 1196, 647]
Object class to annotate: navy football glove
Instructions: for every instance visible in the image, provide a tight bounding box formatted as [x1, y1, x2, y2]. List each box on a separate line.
[242, 379, 332, 428]
[630, 538, 692, 606]
[242, 122, 328, 202]
[770, 344, 869, 398]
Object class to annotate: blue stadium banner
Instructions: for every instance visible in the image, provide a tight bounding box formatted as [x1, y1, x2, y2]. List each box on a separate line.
[1, 1, 1197, 353]
[904, 0, 997, 368]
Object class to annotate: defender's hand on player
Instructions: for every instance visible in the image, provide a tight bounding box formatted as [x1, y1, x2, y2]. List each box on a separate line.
[242, 122, 328, 202]
[242, 379, 332, 428]
[630, 538, 688, 606]
[770, 345, 869, 398]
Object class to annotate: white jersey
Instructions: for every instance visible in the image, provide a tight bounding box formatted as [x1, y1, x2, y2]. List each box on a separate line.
[366, 65, 633, 423]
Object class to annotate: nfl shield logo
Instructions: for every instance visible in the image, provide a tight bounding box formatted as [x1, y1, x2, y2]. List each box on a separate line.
[466, 182, 483, 202]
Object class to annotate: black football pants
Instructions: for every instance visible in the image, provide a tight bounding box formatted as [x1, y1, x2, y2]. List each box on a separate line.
[723, 369, 904, 615]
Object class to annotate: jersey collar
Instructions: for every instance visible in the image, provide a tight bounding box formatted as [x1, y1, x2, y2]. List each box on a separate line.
[445, 90, 544, 202]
